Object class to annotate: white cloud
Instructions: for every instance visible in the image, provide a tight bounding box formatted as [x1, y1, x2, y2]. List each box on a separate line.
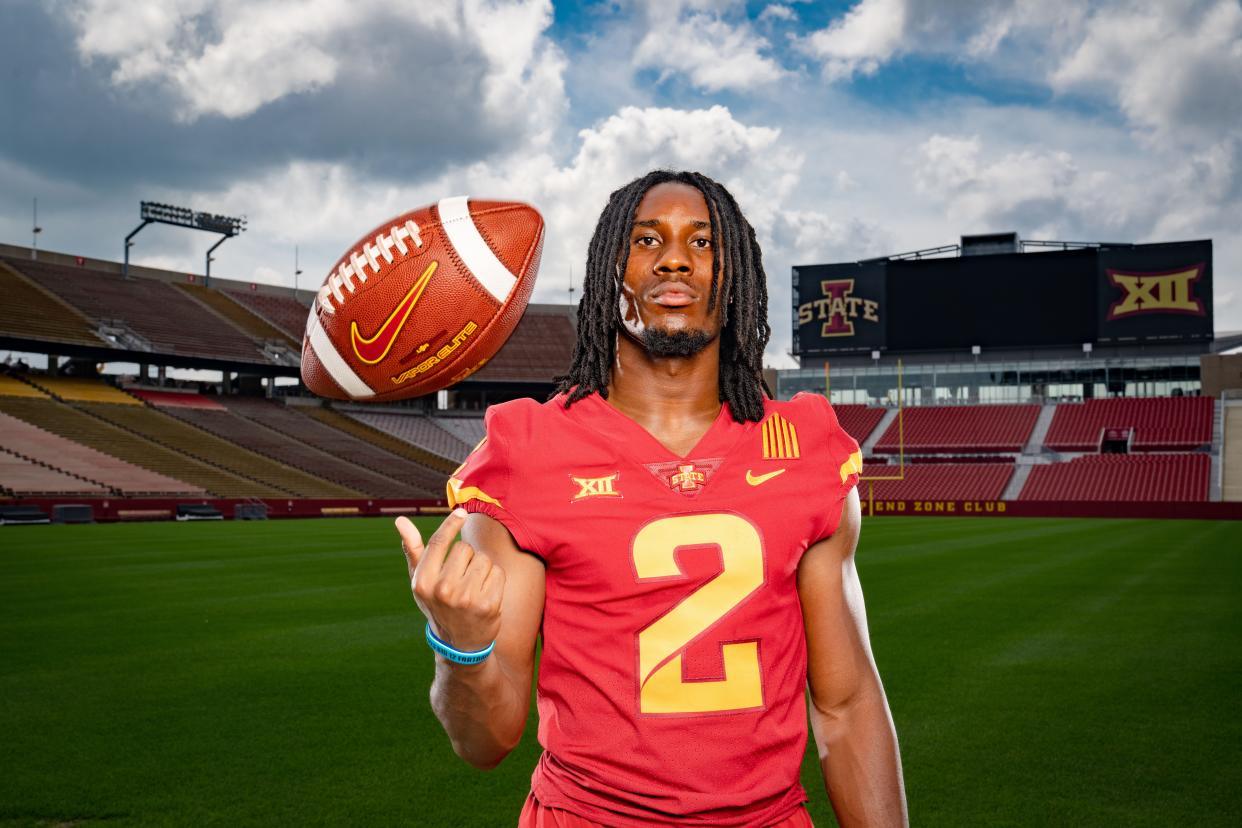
[799, 0, 1242, 147]
[632, 4, 785, 92]
[758, 4, 796, 24]
[1048, 0, 1242, 143]
[58, 0, 563, 134]
[798, 0, 906, 81]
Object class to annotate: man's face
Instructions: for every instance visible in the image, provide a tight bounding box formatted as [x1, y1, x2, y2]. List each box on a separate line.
[618, 182, 723, 357]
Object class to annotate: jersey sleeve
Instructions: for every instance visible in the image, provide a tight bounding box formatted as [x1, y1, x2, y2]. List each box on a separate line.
[797, 392, 863, 542]
[445, 402, 545, 557]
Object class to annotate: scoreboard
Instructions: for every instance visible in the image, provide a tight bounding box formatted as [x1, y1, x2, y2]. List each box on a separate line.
[793, 240, 1213, 357]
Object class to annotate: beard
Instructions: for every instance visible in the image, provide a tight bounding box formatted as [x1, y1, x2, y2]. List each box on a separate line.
[641, 327, 713, 357]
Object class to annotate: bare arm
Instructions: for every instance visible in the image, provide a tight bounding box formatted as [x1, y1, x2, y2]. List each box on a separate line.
[797, 487, 908, 827]
[397, 510, 545, 770]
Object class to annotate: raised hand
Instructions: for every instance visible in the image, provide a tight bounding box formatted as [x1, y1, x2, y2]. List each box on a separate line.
[397, 509, 506, 653]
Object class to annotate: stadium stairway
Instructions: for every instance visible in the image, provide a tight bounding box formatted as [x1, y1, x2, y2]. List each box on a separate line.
[306, 406, 459, 476]
[861, 408, 900, 456]
[1023, 403, 1058, 454]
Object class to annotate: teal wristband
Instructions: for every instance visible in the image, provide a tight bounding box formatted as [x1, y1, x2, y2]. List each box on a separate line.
[425, 623, 495, 665]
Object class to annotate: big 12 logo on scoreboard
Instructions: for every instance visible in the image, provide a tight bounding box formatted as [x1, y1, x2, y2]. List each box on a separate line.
[1096, 240, 1213, 344]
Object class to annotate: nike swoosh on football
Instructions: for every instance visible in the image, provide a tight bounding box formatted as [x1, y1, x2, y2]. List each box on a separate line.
[746, 468, 786, 486]
[351, 261, 437, 365]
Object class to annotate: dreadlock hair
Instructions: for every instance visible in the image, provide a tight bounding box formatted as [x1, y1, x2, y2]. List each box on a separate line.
[552, 170, 772, 423]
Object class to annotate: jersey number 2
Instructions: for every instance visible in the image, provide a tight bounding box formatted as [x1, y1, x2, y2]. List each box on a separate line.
[632, 513, 765, 715]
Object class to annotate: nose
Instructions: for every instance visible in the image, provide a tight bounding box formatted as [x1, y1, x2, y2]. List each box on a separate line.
[655, 239, 692, 275]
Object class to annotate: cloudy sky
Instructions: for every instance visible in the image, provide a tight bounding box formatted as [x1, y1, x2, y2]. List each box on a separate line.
[1, 0, 1239, 366]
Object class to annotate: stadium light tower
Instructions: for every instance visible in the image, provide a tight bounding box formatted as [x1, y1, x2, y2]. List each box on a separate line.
[124, 201, 247, 286]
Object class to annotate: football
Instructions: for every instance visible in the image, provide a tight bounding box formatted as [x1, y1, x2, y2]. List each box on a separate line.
[301, 197, 544, 402]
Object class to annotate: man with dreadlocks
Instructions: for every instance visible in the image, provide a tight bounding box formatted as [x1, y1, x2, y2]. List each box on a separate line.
[396, 171, 907, 827]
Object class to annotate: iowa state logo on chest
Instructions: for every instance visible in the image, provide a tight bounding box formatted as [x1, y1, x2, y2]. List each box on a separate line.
[642, 458, 725, 497]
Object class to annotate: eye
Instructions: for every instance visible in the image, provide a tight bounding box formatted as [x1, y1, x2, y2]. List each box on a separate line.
[691, 237, 712, 249]
[634, 234, 660, 247]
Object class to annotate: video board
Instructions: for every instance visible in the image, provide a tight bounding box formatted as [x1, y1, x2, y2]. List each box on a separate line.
[793, 262, 885, 355]
[793, 240, 1213, 357]
[1096, 241, 1213, 344]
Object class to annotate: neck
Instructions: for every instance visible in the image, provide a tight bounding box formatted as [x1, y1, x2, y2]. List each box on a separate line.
[606, 331, 721, 422]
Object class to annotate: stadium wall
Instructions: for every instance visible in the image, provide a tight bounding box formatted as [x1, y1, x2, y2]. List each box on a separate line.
[859, 498, 1242, 520]
[3, 497, 446, 522]
[5, 496, 1242, 523]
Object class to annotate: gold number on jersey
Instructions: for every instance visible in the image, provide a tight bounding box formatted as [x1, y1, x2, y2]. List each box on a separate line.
[632, 513, 765, 714]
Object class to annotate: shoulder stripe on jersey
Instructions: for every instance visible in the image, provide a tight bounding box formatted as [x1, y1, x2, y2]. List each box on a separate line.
[446, 476, 503, 509]
[839, 449, 863, 484]
[762, 413, 800, 460]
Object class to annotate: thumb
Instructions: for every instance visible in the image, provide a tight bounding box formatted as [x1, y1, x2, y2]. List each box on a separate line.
[395, 515, 424, 575]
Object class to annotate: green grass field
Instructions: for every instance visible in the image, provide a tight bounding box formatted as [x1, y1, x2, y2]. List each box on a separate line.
[1, 516, 1239, 827]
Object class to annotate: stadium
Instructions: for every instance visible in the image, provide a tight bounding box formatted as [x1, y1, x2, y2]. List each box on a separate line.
[2, 224, 1239, 826]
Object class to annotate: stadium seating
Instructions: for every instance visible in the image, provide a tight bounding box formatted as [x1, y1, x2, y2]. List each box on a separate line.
[129, 389, 228, 409]
[0, 260, 104, 347]
[79, 400, 361, 498]
[223, 398, 445, 496]
[165, 399, 437, 498]
[472, 307, 575, 382]
[347, 411, 472, 463]
[0, 410, 201, 495]
[0, 395, 276, 498]
[431, 416, 486, 449]
[2, 257, 270, 363]
[224, 289, 310, 340]
[872, 404, 1039, 454]
[1043, 397, 1214, 451]
[832, 404, 887, 445]
[858, 462, 1014, 500]
[1018, 453, 1210, 501]
[304, 406, 459, 475]
[178, 283, 300, 348]
[0, 375, 48, 399]
[27, 375, 143, 405]
[0, 450, 108, 496]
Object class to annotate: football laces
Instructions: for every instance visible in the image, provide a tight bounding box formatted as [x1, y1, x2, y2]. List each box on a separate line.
[317, 219, 423, 313]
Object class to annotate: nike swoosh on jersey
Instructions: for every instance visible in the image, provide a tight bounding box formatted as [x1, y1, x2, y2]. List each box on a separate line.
[350, 261, 437, 364]
[745, 468, 786, 486]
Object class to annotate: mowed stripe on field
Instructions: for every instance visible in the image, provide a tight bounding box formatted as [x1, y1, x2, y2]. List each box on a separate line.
[1, 517, 1239, 827]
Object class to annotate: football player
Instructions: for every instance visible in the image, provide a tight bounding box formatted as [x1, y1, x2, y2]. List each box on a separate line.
[397, 170, 907, 827]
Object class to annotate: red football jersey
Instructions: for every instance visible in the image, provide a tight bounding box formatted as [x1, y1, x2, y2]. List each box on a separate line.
[447, 391, 863, 827]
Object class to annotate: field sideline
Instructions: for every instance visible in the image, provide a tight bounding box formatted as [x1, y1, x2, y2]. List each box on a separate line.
[2, 516, 1238, 827]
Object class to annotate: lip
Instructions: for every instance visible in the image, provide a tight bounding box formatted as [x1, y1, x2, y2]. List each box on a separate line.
[650, 282, 697, 307]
